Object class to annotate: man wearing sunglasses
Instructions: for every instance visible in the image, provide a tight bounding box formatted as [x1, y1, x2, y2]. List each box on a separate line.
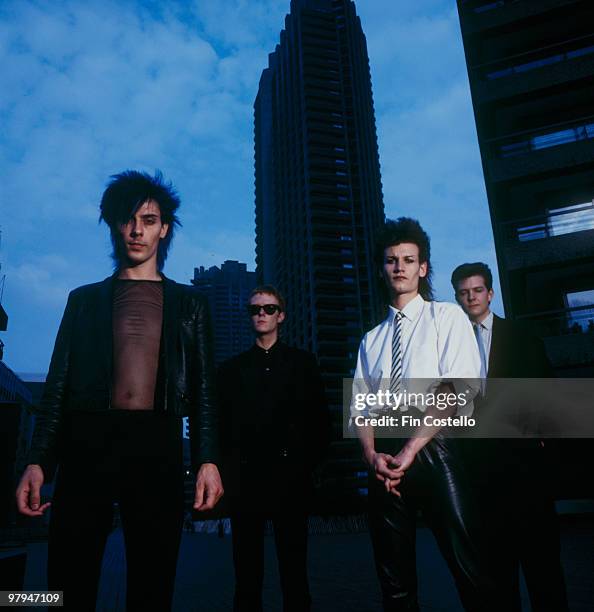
[218, 285, 330, 612]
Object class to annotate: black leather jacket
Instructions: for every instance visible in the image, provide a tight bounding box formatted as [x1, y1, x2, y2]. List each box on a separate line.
[28, 274, 219, 479]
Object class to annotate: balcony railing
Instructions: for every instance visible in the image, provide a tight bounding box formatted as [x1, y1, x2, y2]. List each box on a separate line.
[475, 32, 594, 80]
[0, 361, 33, 404]
[517, 304, 594, 337]
[461, 0, 517, 14]
[498, 119, 594, 158]
[485, 115, 594, 158]
[500, 201, 594, 244]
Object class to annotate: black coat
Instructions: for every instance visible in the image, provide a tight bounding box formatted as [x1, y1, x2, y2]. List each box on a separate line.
[488, 314, 552, 379]
[28, 274, 220, 479]
[464, 314, 552, 484]
[217, 341, 330, 511]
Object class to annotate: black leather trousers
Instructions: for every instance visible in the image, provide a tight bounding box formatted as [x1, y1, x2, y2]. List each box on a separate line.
[368, 437, 498, 612]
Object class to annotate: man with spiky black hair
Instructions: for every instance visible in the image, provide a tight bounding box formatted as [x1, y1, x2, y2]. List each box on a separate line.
[16, 170, 223, 611]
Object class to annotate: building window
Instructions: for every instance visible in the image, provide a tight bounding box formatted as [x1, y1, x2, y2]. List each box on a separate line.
[517, 201, 594, 242]
[533, 124, 594, 150]
[564, 290, 594, 333]
[473, 0, 504, 14]
[500, 123, 594, 158]
[488, 55, 563, 80]
[486, 45, 594, 81]
[548, 202, 594, 236]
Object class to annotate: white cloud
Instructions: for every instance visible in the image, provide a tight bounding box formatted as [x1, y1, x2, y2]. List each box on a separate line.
[190, 0, 287, 50]
[0, 0, 502, 371]
[4, 255, 80, 307]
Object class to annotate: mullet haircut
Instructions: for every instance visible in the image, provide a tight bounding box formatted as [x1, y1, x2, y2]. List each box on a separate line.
[375, 217, 434, 301]
[451, 262, 493, 292]
[250, 285, 286, 312]
[99, 170, 181, 271]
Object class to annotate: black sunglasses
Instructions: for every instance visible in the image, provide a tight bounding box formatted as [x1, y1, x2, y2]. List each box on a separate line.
[247, 304, 282, 316]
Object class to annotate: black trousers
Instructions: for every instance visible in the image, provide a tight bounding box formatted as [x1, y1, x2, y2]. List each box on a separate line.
[465, 441, 568, 612]
[369, 437, 498, 612]
[231, 510, 311, 612]
[48, 411, 185, 611]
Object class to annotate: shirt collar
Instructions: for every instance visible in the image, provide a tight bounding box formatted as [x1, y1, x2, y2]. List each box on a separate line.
[476, 311, 493, 332]
[252, 339, 282, 355]
[388, 294, 424, 324]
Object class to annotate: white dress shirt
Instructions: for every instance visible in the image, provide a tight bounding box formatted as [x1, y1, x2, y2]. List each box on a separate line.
[350, 294, 481, 418]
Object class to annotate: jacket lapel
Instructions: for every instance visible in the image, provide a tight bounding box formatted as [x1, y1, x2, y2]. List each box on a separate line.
[98, 275, 114, 381]
[162, 275, 179, 379]
[488, 314, 503, 378]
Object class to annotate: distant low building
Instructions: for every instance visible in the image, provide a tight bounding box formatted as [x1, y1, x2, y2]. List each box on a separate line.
[192, 260, 256, 366]
[0, 362, 33, 526]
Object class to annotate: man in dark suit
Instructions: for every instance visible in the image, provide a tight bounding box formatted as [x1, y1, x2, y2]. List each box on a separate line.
[451, 262, 568, 612]
[16, 170, 223, 611]
[218, 285, 330, 612]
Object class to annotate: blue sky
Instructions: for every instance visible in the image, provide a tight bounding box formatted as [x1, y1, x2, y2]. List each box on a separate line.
[0, 0, 501, 375]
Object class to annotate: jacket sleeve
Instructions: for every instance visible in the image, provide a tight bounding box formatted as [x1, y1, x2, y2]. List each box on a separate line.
[27, 290, 77, 482]
[189, 293, 220, 472]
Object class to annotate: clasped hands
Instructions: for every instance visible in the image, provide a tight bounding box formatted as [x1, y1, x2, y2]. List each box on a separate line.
[368, 447, 417, 497]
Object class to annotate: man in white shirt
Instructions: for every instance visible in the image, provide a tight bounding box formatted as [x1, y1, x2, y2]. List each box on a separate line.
[452, 262, 568, 612]
[352, 218, 496, 612]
